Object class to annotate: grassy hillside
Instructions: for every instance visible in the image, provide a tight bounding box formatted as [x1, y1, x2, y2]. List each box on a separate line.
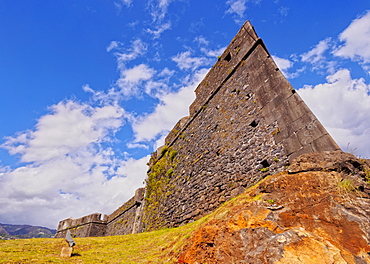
[0, 171, 265, 264]
[0, 185, 257, 263]
[0, 215, 210, 263]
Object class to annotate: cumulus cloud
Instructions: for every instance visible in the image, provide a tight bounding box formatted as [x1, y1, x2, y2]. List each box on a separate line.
[226, 0, 247, 22]
[298, 69, 370, 158]
[0, 100, 148, 228]
[334, 11, 370, 66]
[120, 64, 155, 84]
[272, 55, 293, 70]
[172, 51, 213, 71]
[272, 55, 294, 75]
[2, 101, 124, 162]
[301, 38, 331, 64]
[225, 0, 262, 23]
[201, 46, 227, 58]
[92, 39, 153, 99]
[132, 68, 209, 143]
[114, 39, 147, 66]
[115, 64, 156, 96]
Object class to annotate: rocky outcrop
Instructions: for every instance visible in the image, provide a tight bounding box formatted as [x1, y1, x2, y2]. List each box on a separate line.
[178, 151, 370, 263]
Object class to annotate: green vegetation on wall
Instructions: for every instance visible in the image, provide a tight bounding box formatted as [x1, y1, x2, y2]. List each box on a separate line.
[143, 146, 178, 231]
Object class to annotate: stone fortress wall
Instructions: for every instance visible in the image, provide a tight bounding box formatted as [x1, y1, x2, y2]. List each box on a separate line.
[141, 21, 339, 231]
[54, 188, 145, 238]
[55, 21, 340, 237]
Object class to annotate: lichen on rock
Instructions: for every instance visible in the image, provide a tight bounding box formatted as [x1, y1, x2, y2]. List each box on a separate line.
[178, 151, 370, 264]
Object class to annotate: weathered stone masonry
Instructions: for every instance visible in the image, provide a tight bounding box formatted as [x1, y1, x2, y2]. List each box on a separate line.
[54, 188, 145, 238]
[56, 20, 340, 237]
[142, 21, 339, 231]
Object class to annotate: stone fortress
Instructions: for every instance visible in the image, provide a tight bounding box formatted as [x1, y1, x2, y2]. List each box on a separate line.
[55, 21, 339, 238]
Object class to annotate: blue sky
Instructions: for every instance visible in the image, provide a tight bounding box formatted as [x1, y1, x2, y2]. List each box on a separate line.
[0, 0, 369, 228]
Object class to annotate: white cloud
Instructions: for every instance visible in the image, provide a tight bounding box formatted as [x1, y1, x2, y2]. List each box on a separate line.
[87, 40, 151, 100]
[301, 38, 331, 64]
[201, 46, 227, 58]
[225, 0, 261, 23]
[120, 0, 133, 7]
[0, 100, 149, 228]
[149, 0, 173, 22]
[116, 64, 155, 96]
[226, 0, 247, 22]
[298, 69, 370, 158]
[126, 142, 149, 149]
[132, 68, 209, 143]
[297, 38, 339, 74]
[146, 21, 172, 39]
[114, 0, 133, 12]
[334, 11, 370, 65]
[272, 55, 296, 78]
[2, 101, 124, 163]
[194, 36, 210, 46]
[120, 64, 155, 83]
[158, 67, 175, 78]
[272, 55, 293, 71]
[278, 6, 289, 17]
[172, 51, 212, 71]
[106, 41, 119, 52]
[146, 0, 173, 38]
[114, 39, 147, 66]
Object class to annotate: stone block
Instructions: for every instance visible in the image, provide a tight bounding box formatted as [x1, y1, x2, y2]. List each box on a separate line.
[295, 119, 329, 146]
[288, 144, 314, 162]
[261, 94, 286, 125]
[275, 116, 296, 140]
[311, 135, 340, 152]
[282, 133, 302, 156]
[60, 246, 73, 258]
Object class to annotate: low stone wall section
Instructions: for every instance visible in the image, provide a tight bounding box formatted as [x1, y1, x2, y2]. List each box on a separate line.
[105, 188, 145, 236]
[54, 213, 106, 238]
[55, 188, 145, 238]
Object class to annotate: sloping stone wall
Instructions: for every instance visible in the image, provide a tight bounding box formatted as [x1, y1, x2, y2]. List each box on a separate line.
[55, 20, 340, 238]
[55, 188, 145, 238]
[105, 188, 145, 236]
[142, 21, 340, 231]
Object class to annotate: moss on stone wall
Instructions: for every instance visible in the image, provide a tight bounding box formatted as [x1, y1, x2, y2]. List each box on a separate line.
[143, 146, 178, 231]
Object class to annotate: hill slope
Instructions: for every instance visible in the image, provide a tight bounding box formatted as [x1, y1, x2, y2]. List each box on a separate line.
[0, 151, 369, 263]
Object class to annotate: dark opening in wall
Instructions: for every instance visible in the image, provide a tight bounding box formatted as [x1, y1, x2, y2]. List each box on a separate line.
[250, 120, 258, 127]
[224, 52, 232, 62]
[260, 160, 270, 168]
[292, 90, 296, 94]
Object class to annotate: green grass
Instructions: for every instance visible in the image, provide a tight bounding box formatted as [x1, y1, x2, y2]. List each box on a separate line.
[0, 218, 210, 264]
[0, 175, 269, 264]
[0, 190, 258, 264]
